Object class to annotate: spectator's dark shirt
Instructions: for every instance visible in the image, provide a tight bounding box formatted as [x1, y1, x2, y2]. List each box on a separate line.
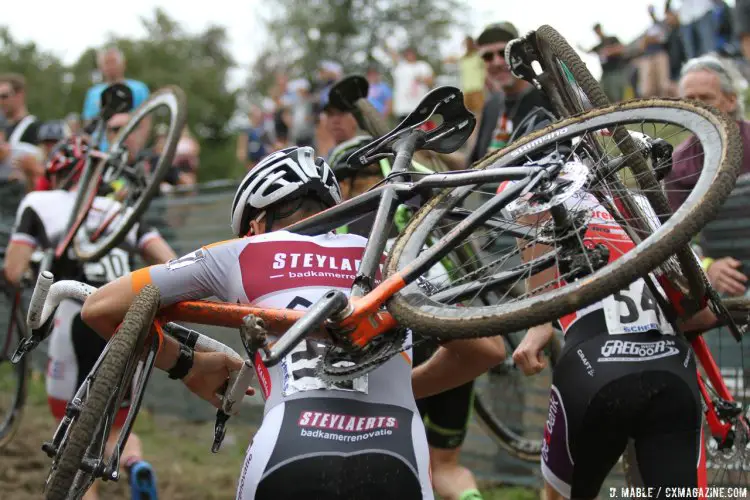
[593, 36, 626, 72]
[665, 120, 750, 211]
[5, 117, 40, 145]
[666, 26, 686, 81]
[468, 86, 552, 166]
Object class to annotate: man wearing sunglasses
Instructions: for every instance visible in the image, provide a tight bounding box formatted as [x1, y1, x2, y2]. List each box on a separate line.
[467, 23, 552, 167]
[0, 73, 44, 191]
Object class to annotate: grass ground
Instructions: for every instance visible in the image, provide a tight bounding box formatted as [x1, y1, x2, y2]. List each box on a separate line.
[0, 373, 540, 500]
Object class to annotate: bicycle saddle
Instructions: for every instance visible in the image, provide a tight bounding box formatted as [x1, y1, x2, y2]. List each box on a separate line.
[99, 83, 134, 121]
[328, 75, 369, 111]
[347, 86, 476, 168]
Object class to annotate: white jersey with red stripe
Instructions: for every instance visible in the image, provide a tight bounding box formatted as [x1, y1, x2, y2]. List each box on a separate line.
[137, 230, 432, 498]
[9, 189, 160, 285]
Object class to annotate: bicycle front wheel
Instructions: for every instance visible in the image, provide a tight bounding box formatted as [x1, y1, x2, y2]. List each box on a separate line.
[44, 286, 159, 500]
[385, 99, 741, 339]
[73, 86, 187, 262]
[473, 330, 561, 462]
[0, 289, 29, 449]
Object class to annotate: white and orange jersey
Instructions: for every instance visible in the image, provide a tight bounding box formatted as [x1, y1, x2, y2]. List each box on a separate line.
[133, 230, 414, 415]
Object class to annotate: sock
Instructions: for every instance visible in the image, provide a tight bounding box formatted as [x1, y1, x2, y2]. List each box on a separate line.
[123, 456, 140, 473]
[458, 488, 483, 500]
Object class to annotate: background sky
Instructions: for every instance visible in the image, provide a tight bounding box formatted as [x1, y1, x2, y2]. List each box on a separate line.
[2, 0, 738, 88]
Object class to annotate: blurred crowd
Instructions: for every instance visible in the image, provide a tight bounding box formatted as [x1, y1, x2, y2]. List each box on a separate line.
[0, 47, 201, 194]
[5, 1, 750, 193]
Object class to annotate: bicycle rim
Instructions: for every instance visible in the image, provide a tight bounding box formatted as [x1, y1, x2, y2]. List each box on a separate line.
[73, 86, 187, 262]
[386, 99, 740, 338]
[0, 291, 28, 448]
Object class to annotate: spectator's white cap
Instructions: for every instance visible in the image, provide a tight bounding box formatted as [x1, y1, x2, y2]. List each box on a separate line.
[262, 97, 275, 113]
[288, 78, 311, 92]
[320, 60, 343, 77]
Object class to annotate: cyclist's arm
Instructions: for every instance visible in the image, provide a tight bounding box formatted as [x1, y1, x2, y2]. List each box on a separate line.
[2, 201, 44, 286]
[412, 337, 505, 399]
[141, 236, 176, 265]
[2, 242, 34, 287]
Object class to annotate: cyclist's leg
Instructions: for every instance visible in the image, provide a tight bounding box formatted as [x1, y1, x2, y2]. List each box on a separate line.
[420, 382, 481, 500]
[413, 339, 480, 500]
[632, 371, 702, 491]
[542, 332, 635, 499]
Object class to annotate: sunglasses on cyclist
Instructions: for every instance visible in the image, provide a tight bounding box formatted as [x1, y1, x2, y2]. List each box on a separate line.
[480, 50, 505, 63]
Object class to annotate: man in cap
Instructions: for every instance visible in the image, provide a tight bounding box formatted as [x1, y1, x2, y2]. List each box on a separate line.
[467, 22, 552, 165]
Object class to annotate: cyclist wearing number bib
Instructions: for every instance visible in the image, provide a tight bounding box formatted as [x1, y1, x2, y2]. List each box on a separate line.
[2, 135, 175, 500]
[509, 176, 715, 498]
[82, 146, 506, 500]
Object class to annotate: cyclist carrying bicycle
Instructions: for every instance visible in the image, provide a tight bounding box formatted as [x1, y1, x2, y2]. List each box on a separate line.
[507, 139, 720, 499]
[81, 146, 506, 499]
[2, 135, 175, 500]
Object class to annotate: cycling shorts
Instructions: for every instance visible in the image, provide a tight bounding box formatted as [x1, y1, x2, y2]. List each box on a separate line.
[413, 340, 473, 449]
[542, 326, 702, 499]
[236, 397, 433, 500]
[46, 299, 130, 427]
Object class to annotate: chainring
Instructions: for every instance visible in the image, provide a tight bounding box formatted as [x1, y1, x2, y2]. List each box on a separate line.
[316, 329, 410, 384]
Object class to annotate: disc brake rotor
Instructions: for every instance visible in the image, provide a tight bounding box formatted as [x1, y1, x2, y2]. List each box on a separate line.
[506, 160, 589, 217]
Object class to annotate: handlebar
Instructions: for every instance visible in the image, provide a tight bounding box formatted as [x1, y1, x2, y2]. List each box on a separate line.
[27, 272, 97, 329]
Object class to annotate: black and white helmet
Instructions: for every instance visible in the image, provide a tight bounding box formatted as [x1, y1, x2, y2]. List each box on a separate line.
[230, 146, 342, 236]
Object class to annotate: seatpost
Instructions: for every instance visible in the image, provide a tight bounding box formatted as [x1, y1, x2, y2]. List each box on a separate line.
[351, 130, 422, 298]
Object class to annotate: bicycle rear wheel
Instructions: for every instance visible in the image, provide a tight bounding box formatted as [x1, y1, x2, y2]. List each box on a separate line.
[385, 99, 740, 338]
[0, 288, 29, 449]
[473, 330, 561, 462]
[44, 285, 159, 500]
[72, 86, 187, 262]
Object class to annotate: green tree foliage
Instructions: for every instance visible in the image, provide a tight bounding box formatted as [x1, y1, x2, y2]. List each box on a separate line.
[248, 0, 467, 95]
[0, 9, 241, 181]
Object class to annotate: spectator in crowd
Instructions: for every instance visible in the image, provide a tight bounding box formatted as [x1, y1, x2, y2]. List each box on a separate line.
[82, 47, 149, 150]
[583, 24, 628, 102]
[65, 112, 81, 135]
[315, 61, 344, 159]
[665, 6, 688, 83]
[366, 64, 393, 118]
[388, 45, 434, 122]
[469, 22, 552, 164]
[677, 0, 716, 59]
[446, 36, 486, 116]
[666, 55, 750, 296]
[0, 73, 43, 190]
[737, 0, 750, 61]
[236, 105, 270, 170]
[32, 120, 72, 192]
[37, 120, 71, 163]
[637, 5, 674, 97]
[170, 128, 199, 187]
[288, 78, 315, 147]
[712, 0, 734, 54]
